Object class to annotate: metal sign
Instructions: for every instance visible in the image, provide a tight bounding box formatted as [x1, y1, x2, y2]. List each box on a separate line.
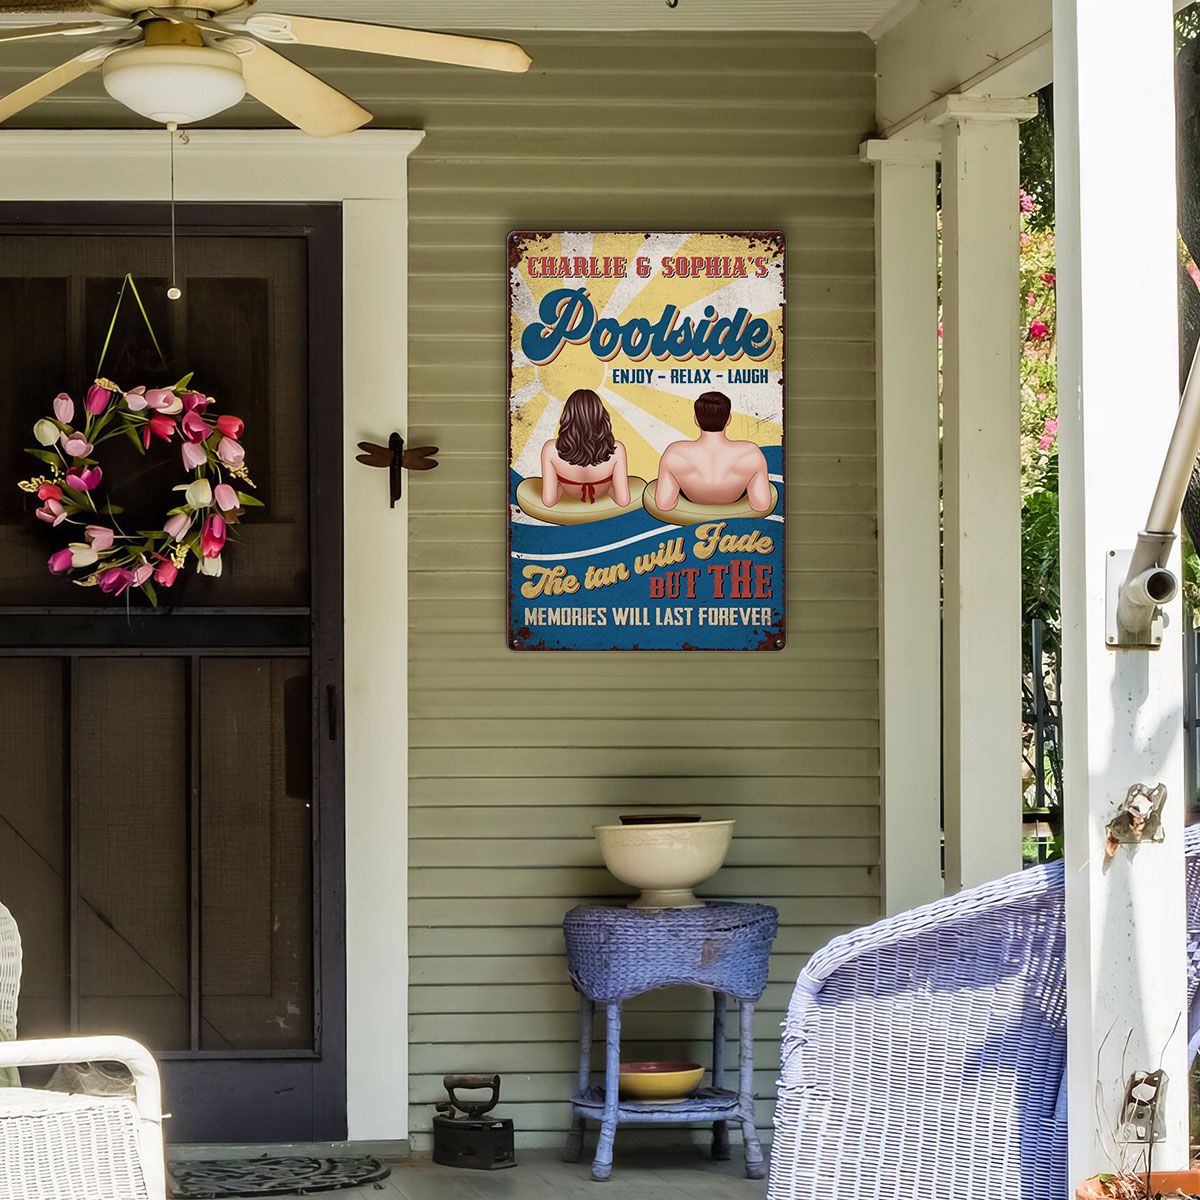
[507, 231, 786, 651]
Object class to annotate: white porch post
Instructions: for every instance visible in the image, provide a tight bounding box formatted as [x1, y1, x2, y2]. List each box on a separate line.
[861, 138, 945, 914]
[1055, 0, 1189, 1184]
[934, 96, 1035, 893]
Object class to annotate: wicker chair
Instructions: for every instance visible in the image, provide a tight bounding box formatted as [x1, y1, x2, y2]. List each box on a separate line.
[767, 825, 1200, 1200]
[0, 901, 166, 1200]
[0, 902, 19, 1089]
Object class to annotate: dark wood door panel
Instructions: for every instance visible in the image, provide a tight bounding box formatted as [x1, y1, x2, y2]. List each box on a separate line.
[0, 232, 309, 607]
[0, 204, 345, 1143]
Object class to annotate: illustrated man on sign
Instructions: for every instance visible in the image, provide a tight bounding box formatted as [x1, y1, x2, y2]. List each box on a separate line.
[654, 391, 772, 512]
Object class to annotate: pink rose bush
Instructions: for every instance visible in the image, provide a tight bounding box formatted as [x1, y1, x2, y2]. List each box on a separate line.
[19, 373, 261, 603]
[1017, 182, 1058, 510]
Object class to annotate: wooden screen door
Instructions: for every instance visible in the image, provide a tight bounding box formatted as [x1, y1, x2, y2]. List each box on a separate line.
[0, 203, 346, 1143]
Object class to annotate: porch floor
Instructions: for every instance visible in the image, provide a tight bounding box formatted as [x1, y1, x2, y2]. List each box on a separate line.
[219, 1147, 767, 1199]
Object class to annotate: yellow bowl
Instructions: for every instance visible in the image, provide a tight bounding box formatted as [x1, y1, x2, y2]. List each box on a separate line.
[617, 1061, 705, 1103]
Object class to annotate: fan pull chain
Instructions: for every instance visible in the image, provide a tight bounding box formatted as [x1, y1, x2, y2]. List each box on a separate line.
[166, 121, 182, 302]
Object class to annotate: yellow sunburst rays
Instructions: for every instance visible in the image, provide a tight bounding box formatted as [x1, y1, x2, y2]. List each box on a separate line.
[509, 232, 783, 482]
[605, 235, 783, 479]
[510, 232, 648, 471]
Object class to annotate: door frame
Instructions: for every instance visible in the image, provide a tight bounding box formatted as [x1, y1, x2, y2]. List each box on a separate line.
[0, 130, 423, 1145]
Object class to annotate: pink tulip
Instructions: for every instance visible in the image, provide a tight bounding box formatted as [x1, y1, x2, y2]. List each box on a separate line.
[181, 391, 211, 413]
[85, 383, 112, 415]
[154, 558, 179, 588]
[85, 525, 114, 551]
[213, 483, 239, 512]
[36, 499, 66, 526]
[144, 388, 175, 411]
[181, 441, 207, 470]
[201, 514, 227, 558]
[97, 567, 134, 595]
[53, 393, 74, 423]
[1028, 319, 1049, 341]
[60, 432, 93, 458]
[216, 415, 244, 440]
[130, 563, 153, 588]
[37, 483, 62, 502]
[216, 437, 244, 466]
[143, 413, 176, 449]
[47, 548, 73, 575]
[182, 411, 212, 443]
[65, 467, 102, 492]
[164, 512, 192, 541]
[123, 387, 147, 412]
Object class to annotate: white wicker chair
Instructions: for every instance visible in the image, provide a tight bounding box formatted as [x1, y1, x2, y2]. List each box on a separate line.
[0, 902, 166, 1200]
[0, 901, 19, 1089]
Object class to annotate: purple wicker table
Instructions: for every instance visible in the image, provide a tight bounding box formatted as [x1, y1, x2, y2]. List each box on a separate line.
[562, 902, 778, 1182]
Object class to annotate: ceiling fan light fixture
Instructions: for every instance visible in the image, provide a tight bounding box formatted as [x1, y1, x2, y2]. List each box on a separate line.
[102, 43, 245, 125]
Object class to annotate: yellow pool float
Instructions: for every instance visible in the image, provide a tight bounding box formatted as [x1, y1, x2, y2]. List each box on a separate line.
[642, 481, 778, 527]
[516, 477, 648, 526]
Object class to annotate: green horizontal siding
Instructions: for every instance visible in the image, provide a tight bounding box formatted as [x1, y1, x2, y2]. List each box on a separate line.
[1, 26, 880, 1150]
[401, 30, 878, 1148]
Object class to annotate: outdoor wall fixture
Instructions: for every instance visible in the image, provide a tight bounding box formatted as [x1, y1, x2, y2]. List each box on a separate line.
[355, 433, 439, 508]
[1107, 339, 1200, 648]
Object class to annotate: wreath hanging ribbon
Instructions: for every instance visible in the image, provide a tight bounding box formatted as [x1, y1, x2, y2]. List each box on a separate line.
[19, 275, 261, 603]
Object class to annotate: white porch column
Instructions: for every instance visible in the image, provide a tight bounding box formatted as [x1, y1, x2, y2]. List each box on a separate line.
[934, 95, 1036, 893]
[861, 138, 945, 914]
[1055, 0, 1189, 1184]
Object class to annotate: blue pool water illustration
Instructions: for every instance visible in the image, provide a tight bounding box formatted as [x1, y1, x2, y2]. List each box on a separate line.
[508, 446, 785, 651]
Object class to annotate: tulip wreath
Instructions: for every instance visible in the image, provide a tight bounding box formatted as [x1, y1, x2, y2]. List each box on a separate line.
[19, 275, 260, 605]
[20, 374, 260, 604]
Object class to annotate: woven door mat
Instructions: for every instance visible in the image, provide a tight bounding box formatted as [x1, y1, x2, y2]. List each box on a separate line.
[169, 1155, 390, 1198]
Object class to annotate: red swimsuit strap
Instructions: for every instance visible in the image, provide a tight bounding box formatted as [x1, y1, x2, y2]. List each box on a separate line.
[558, 472, 614, 503]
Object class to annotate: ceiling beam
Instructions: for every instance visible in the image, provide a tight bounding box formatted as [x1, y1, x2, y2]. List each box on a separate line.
[877, 0, 1197, 139]
[875, 0, 1052, 137]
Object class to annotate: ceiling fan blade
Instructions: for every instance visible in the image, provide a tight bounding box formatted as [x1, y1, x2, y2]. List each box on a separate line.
[220, 36, 370, 137]
[0, 21, 120, 42]
[0, 43, 110, 123]
[242, 13, 531, 74]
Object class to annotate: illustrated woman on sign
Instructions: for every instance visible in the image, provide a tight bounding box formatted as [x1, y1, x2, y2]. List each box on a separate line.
[541, 389, 631, 508]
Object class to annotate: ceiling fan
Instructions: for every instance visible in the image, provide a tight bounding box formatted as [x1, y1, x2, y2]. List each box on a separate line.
[0, 2, 531, 135]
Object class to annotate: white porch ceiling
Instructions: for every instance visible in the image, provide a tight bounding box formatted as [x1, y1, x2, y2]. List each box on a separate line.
[263, 1, 906, 31]
[0, 0, 911, 34]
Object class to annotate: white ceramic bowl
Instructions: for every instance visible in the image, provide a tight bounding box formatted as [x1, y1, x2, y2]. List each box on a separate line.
[593, 820, 734, 909]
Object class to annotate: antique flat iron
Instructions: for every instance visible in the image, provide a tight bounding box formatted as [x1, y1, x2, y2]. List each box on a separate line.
[432, 1074, 516, 1171]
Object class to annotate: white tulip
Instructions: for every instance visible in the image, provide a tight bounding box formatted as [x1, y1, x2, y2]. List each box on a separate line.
[34, 419, 59, 447]
[69, 544, 98, 568]
[198, 555, 223, 577]
[158, 395, 183, 415]
[185, 478, 213, 508]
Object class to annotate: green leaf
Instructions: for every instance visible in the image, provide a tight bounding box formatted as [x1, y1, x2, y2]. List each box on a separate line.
[25, 448, 59, 466]
[104, 503, 124, 516]
[236, 491, 264, 507]
[172, 372, 194, 393]
[121, 421, 147, 455]
[142, 581, 158, 607]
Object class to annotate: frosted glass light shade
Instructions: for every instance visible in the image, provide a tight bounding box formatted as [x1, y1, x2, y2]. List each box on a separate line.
[102, 44, 246, 125]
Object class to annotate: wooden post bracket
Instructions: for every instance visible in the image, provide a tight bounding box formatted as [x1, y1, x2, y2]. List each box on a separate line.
[355, 432, 439, 508]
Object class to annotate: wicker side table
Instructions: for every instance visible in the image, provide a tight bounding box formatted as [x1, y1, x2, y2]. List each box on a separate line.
[561, 902, 778, 1182]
